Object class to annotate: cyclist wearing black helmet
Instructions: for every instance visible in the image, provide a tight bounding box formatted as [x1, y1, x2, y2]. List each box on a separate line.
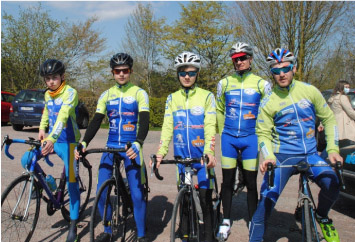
[38, 59, 81, 242]
[75, 53, 150, 242]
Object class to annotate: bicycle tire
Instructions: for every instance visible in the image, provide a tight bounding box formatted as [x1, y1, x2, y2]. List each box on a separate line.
[90, 178, 127, 242]
[171, 187, 200, 242]
[303, 199, 317, 242]
[61, 159, 92, 221]
[1, 174, 41, 242]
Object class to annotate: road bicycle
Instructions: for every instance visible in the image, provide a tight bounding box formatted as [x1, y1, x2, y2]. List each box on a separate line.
[1, 135, 92, 242]
[88, 142, 148, 242]
[267, 160, 345, 242]
[151, 155, 221, 242]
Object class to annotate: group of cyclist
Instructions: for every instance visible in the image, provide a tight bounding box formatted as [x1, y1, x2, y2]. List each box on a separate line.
[38, 40, 343, 242]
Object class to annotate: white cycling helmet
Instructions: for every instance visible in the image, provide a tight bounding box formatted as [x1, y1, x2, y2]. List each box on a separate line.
[266, 48, 295, 67]
[230, 42, 253, 58]
[174, 52, 201, 70]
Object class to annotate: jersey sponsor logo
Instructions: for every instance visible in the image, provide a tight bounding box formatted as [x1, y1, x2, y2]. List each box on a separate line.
[110, 100, 119, 105]
[229, 91, 240, 96]
[227, 108, 237, 118]
[297, 99, 311, 109]
[191, 106, 204, 116]
[174, 121, 184, 130]
[243, 102, 256, 107]
[110, 119, 117, 128]
[306, 128, 315, 139]
[260, 142, 269, 158]
[177, 106, 183, 109]
[258, 119, 264, 123]
[110, 94, 117, 98]
[227, 98, 237, 106]
[192, 136, 204, 147]
[48, 101, 54, 106]
[99, 90, 108, 101]
[176, 134, 184, 143]
[67, 90, 74, 102]
[264, 82, 272, 95]
[123, 96, 135, 104]
[141, 107, 149, 111]
[210, 94, 216, 108]
[190, 124, 204, 129]
[109, 109, 119, 117]
[122, 112, 135, 116]
[287, 131, 296, 136]
[176, 111, 186, 117]
[123, 122, 135, 131]
[277, 108, 294, 117]
[279, 102, 286, 106]
[54, 98, 63, 105]
[244, 88, 256, 95]
[53, 121, 63, 136]
[243, 111, 255, 120]
[142, 91, 149, 104]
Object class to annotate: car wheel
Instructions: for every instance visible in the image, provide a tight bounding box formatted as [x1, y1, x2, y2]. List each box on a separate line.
[79, 116, 89, 129]
[12, 124, 24, 131]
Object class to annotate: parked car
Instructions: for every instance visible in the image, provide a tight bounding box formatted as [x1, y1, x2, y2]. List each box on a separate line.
[339, 145, 355, 201]
[10, 89, 89, 131]
[321, 88, 355, 109]
[1, 91, 15, 125]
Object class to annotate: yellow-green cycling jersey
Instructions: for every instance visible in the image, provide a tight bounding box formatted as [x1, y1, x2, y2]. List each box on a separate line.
[40, 85, 81, 144]
[157, 86, 216, 158]
[257, 80, 339, 161]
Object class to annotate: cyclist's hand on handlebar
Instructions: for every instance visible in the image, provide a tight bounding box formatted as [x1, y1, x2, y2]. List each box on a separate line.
[74, 142, 86, 160]
[41, 140, 54, 156]
[38, 129, 45, 141]
[202, 154, 216, 168]
[260, 159, 276, 175]
[328, 152, 343, 165]
[149, 154, 163, 169]
[126, 142, 140, 160]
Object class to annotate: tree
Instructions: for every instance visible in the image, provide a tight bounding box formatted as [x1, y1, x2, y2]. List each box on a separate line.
[1, 4, 106, 92]
[164, 2, 240, 91]
[122, 3, 166, 96]
[235, 1, 346, 82]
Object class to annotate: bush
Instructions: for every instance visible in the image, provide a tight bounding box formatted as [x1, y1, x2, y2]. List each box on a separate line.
[150, 97, 166, 128]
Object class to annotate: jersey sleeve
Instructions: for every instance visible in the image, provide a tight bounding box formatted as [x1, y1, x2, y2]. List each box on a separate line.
[261, 80, 272, 98]
[203, 93, 217, 155]
[216, 79, 226, 135]
[39, 93, 49, 131]
[96, 90, 108, 115]
[311, 86, 339, 154]
[256, 97, 277, 160]
[46, 88, 78, 144]
[137, 89, 150, 112]
[157, 94, 174, 157]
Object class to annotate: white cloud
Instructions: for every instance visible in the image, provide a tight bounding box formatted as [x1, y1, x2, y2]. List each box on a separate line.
[47, 1, 137, 21]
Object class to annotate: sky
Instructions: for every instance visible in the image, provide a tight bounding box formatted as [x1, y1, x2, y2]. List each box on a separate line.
[1, 1, 192, 54]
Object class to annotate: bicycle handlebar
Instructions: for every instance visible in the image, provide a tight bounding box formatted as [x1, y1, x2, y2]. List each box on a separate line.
[266, 161, 346, 190]
[78, 141, 140, 168]
[150, 154, 212, 181]
[2, 135, 53, 167]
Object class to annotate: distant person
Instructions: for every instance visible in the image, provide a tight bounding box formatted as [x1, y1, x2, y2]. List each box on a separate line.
[38, 59, 81, 242]
[328, 80, 355, 147]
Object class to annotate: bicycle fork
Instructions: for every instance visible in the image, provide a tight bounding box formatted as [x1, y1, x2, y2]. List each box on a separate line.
[12, 174, 35, 222]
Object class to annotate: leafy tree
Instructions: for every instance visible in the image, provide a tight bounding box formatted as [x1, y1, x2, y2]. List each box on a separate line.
[122, 3, 166, 96]
[235, 1, 346, 82]
[164, 2, 240, 92]
[1, 4, 106, 92]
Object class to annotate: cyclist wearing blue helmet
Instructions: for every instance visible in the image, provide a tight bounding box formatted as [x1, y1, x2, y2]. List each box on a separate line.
[249, 48, 343, 242]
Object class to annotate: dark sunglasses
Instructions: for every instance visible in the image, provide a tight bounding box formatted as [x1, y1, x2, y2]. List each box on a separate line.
[112, 68, 130, 75]
[270, 64, 293, 75]
[232, 55, 249, 62]
[178, 71, 197, 77]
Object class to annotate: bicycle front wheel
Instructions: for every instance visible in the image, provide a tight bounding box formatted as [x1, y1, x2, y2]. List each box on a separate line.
[302, 199, 317, 242]
[1, 174, 41, 242]
[90, 178, 127, 242]
[61, 158, 92, 221]
[171, 187, 200, 242]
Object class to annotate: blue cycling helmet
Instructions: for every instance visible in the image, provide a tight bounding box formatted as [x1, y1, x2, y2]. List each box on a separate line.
[266, 48, 295, 67]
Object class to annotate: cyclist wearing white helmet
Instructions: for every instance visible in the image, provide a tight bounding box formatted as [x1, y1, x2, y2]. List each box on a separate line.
[150, 51, 217, 242]
[249, 48, 342, 242]
[216, 42, 271, 239]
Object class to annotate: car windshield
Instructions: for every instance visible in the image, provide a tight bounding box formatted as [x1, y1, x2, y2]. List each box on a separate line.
[2, 93, 14, 103]
[15, 90, 44, 102]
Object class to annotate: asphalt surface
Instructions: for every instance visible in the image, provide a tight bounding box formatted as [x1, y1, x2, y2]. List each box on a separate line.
[1, 124, 355, 242]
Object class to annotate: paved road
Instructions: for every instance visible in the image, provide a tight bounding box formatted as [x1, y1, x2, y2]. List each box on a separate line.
[1, 125, 355, 241]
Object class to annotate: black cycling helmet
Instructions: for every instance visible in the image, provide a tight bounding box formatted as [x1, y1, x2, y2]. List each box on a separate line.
[110, 53, 133, 69]
[40, 59, 65, 77]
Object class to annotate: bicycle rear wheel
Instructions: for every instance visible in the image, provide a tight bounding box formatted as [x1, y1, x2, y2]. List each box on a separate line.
[1, 174, 41, 242]
[90, 178, 128, 242]
[171, 187, 200, 242]
[61, 158, 92, 221]
[302, 199, 317, 242]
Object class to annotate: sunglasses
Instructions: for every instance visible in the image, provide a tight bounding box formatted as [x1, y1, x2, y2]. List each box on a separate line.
[112, 68, 130, 75]
[232, 55, 249, 62]
[270, 64, 293, 75]
[178, 71, 197, 77]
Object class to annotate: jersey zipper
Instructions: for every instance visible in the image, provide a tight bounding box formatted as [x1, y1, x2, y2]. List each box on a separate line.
[238, 76, 244, 135]
[118, 90, 123, 145]
[289, 94, 307, 153]
[185, 90, 192, 158]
